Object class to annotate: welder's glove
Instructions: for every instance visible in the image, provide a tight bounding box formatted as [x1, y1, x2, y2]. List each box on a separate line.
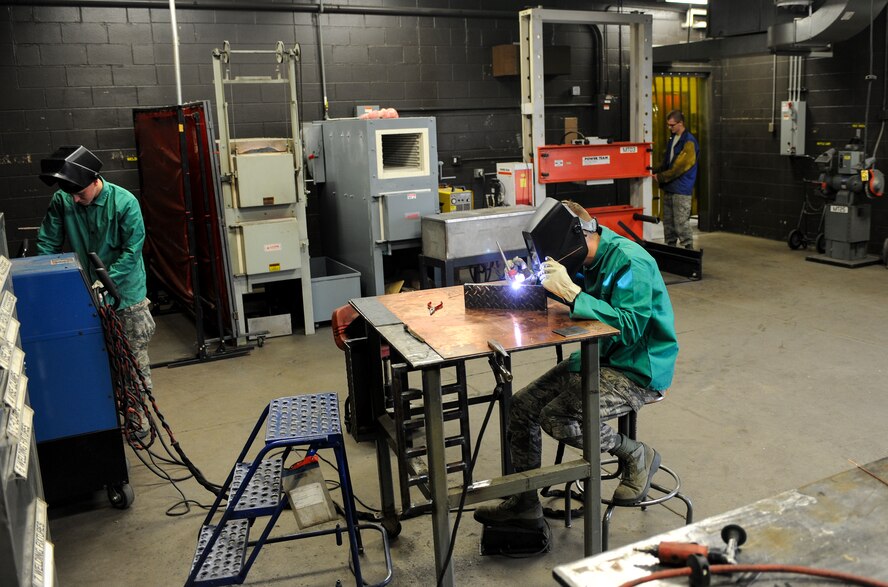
[540, 257, 581, 304]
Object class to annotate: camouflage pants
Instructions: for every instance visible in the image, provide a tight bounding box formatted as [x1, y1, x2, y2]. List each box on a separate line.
[118, 298, 155, 393]
[508, 360, 661, 473]
[663, 192, 694, 248]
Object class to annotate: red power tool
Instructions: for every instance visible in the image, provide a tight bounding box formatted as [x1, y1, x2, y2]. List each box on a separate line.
[637, 524, 747, 567]
[636, 541, 729, 566]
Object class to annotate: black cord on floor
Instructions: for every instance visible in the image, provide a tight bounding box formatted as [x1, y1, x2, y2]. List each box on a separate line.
[95, 294, 224, 515]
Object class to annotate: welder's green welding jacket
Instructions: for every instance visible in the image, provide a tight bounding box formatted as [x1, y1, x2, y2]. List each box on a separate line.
[36, 179, 147, 310]
[567, 226, 678, 391]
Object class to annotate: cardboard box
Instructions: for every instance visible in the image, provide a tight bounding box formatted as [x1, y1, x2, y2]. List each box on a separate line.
[492, 44, 571, 77]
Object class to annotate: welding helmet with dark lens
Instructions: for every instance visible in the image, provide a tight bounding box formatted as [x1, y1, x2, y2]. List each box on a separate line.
[522, 197, 596, 276]
[39, 146, 102, 193]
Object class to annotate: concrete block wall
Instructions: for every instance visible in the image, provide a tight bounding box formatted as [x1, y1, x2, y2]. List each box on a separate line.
[0, 0, 692, 257]
[709, 16, 888, 250]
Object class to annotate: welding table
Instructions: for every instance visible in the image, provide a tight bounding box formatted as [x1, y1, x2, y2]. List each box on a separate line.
[553, 457, 888, 586]
[350, 285, 618, 586]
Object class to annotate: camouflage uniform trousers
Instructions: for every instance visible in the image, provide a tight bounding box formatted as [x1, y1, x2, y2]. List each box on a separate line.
[117, 298, 156, 395]
[508, 360, 662, 473]
[663, 192, 694, 248]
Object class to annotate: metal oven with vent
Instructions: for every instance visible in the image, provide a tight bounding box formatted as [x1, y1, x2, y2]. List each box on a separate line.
[306, 117, 438, 296]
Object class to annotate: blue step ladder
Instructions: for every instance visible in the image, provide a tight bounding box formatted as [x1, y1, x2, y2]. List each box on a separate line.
[185, 393, 393, 586]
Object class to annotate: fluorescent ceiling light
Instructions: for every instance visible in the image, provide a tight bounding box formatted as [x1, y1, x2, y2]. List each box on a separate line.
[665, 0, 708, 4]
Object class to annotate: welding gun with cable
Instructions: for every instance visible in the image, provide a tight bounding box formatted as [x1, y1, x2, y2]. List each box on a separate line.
[496, 240, 535, 285]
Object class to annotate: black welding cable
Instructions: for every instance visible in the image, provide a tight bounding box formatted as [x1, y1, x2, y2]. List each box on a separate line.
[96, 300, 224, 500]
[436, 382, 502, 587]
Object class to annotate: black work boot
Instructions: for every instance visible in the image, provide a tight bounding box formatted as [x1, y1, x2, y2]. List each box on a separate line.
[610, 435, 661, 505]
[473, 491, 544, 530]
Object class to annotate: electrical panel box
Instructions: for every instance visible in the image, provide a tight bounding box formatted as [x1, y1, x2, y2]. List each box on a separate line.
[231, 218, 302, 276]
[233, 150, 298, 208]
[496, 162, 534, 206]
[780, 100, 806, 156]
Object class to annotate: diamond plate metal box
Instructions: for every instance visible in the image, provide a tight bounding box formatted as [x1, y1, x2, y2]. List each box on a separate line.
[463, 283, 548, 312]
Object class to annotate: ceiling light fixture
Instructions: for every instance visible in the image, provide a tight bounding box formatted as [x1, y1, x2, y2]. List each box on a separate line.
[665, 0, 708, 5]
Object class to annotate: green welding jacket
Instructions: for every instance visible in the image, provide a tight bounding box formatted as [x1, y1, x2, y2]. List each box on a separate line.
[36, 179, 147, 310]
[567, 226, 678, 391]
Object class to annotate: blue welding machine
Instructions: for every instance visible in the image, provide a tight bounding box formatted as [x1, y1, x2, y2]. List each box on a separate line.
[11, 254, 129, 506]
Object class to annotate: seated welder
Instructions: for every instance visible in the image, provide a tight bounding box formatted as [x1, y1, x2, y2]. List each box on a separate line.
[474, 197, 679, 530]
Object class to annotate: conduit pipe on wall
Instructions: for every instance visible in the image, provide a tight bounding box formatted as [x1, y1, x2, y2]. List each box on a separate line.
[169, 0, 182, 105]
[316, 0, 329, 120]
[11, 0, 515, 19]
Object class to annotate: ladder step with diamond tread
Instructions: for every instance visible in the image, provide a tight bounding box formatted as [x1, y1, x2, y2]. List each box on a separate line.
[189, 519, 249, 587]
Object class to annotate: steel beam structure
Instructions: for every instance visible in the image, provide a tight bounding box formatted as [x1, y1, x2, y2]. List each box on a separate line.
[519, 9, 654, 239]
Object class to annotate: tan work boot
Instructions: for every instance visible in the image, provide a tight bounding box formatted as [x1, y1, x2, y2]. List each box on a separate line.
[611, 437, 661, 505]
[473, 492, 544, 530]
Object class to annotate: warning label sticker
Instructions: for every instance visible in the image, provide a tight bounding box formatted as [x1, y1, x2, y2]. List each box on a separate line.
[582, 156, 610, 166]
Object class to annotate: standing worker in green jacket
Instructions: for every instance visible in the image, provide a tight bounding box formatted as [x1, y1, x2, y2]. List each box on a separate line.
[475, 198, 679, 531]
[36, 145, 155, 439]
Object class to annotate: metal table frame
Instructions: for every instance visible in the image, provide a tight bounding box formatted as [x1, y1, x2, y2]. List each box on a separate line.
[351, 288, 617, 586]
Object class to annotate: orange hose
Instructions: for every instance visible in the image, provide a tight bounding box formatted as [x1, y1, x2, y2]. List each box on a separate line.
[619, 564, 888, 587]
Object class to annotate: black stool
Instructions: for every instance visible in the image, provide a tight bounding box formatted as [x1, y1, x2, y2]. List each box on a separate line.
[542, 396, 694, 551]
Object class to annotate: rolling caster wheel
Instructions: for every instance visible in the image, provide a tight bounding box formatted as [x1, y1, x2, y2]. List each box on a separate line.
[381, 517, 402, 539]
[108, 483, 135, 509]
[257, 335, 265, 348]
[787, 229, 805, 250]
[816, 232, 826, 255]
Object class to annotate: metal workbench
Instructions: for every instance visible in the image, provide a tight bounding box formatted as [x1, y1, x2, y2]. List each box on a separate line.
[350, 285, 618, 586]
[554, 457, 888, 586]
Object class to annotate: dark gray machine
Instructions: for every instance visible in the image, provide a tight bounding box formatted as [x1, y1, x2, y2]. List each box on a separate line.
[306, 117, 439, 296]
[807, 136, 885, 267]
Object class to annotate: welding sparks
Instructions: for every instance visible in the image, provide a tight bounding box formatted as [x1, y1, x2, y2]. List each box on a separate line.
[509, 274, 526, 289]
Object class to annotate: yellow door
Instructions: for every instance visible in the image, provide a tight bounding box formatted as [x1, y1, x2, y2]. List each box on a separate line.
[652, 74, 708, 219]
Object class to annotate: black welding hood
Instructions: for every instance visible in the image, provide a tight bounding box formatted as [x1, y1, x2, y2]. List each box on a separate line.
[39, 145, 102, 192]
[522, 197, 592, 276]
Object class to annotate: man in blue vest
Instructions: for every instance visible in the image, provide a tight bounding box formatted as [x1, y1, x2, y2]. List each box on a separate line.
[655, 110, 699, 250]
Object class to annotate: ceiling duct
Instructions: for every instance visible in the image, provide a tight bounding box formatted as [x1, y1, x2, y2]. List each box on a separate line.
[654, 0, 887, 64]
[768, 0, 888, 50]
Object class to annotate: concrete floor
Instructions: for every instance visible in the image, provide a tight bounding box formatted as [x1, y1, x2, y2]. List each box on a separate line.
[47, 231, 888, 586]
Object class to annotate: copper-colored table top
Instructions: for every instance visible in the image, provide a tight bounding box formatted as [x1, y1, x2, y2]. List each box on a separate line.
[358, 285, 618, 361]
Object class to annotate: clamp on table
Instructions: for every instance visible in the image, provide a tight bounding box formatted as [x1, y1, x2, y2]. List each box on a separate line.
[487, 339, 513, 385]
